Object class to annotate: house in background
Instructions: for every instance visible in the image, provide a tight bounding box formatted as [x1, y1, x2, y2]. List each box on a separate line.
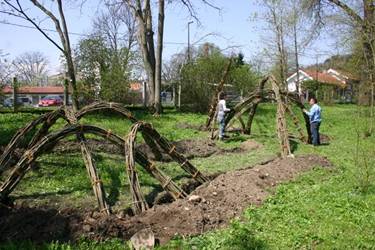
[287, 68, 359, 102]
[2, 85, 69, 105]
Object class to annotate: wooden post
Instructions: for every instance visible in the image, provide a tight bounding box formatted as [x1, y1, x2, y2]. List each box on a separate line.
[65, 108, 110, 215]
[178, 83, 181, 110]
[205, 58, 233, 129]
[271, 77, 292, 158]
[12, 77, 18, 112]
[143, 81, 147, 107]
[245, 102, 259, 135]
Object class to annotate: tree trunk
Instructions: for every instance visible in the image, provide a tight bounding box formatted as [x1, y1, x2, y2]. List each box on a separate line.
[66, 57, 79, 111]
[57, 0, 78, 111]
[154, 0, 165, 115]
[64, 78, 69, 106]
[130, 0, 156, 107]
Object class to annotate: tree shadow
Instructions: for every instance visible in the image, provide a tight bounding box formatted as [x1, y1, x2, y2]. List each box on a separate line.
[289, 139, 299, 153]
[106, 167, 122, 206]
[12, 187, 91, 199]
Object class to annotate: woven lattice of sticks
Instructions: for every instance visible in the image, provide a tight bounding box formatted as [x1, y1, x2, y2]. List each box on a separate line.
[0, 102, 208, 215]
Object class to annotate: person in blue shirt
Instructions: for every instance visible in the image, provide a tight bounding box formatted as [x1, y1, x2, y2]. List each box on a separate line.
[303, 97, 322, 146]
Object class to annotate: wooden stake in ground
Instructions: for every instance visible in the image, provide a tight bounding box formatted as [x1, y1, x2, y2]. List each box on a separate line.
[205, 58, 233, 129]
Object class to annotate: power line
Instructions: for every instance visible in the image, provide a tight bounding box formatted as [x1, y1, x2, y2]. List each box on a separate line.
[0, 19, 340, 59]
[0, 20, 199, 45]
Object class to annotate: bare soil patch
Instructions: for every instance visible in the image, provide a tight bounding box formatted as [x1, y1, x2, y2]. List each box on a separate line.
[0, 154, 331, 245]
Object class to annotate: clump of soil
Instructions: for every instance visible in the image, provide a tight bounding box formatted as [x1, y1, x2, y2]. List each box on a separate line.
[0, 154, 331, 245]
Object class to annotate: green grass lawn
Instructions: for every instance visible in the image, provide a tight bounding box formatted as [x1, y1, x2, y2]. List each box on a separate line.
[0, 104, 374, 249]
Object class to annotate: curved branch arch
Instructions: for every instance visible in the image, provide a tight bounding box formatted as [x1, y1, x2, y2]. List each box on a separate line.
[216, 76, 312, 144]
[0, 108, 66, 174]
[0, 103, 208, 213]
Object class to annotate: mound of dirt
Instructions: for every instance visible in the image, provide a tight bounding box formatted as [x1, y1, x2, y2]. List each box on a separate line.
[0, 154, 331, 245]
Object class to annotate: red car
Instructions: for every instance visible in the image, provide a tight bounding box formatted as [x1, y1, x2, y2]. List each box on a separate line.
[38, 95, 63, 107]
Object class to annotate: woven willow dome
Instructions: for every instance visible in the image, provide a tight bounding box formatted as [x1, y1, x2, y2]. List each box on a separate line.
[206, 75, 312, 157]
[0, 102, 208, 215]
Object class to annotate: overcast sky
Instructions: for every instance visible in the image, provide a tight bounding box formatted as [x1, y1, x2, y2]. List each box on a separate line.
[0, 0, 344, 75]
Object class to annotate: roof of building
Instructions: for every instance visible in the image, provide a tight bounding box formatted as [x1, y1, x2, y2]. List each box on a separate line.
[303, 70, 346, 87]
[327, 68, 360, 81]
[2, 85, 65, 94]
[288, 69, 347, 88]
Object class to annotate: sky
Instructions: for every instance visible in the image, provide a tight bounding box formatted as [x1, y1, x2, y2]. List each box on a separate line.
[0, 0, 345, 75]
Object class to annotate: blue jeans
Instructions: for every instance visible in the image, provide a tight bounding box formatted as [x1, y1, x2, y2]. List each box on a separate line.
[218, 118, 225, 139]
[310, 122, 321, 146]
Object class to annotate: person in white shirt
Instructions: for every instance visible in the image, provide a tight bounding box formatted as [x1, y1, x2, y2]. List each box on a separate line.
[217, 92, 230, 140]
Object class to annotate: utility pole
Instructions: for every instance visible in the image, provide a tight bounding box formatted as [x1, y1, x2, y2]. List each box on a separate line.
[187, 21, 193, 61]
[12, 77, 18, 113]
[315, 55, 319, 99]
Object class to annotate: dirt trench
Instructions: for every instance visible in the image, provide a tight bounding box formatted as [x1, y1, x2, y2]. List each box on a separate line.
[0, 154, 331, 245]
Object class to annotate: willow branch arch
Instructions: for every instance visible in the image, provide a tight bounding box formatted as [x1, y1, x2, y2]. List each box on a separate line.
[209, 76, 312, 156]
[0, 102, 208, 215]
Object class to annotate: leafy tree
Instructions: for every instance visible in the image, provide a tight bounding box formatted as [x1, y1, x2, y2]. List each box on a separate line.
[179, 44, 259, 112]
[119, 0, 220, 115]
[230, 62, 260, 95]
[75, 36, 136, 104]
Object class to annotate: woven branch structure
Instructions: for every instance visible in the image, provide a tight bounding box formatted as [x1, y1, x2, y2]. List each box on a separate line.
[211, 76, 312, 155]
[0, 102, 207, 215]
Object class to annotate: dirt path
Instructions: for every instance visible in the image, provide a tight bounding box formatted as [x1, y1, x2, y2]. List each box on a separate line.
[0, 154, 331, 245]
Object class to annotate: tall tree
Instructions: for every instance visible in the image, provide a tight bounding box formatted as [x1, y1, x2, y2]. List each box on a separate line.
[305, 0, 375, 130]
[262, 0, 289, 88]
[75, 3, 139, 103]
[12, 51, 49, 86]
[0, 51, 13, 86]
[286, 1, 319, 95]
[119, 0, 219, 115]
[1, 0, 79, 110]
[120, 0, 163, 114]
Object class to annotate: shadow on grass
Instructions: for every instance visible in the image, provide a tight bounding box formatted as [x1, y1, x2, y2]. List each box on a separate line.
[12, 186, 91, 199]
[171, 220, 267, 250]
[290, 139, 299, 153]
[107, 167, 122, 206]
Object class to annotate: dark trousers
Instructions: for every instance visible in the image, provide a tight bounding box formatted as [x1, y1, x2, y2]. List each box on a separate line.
[310, 122, 321, 146]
